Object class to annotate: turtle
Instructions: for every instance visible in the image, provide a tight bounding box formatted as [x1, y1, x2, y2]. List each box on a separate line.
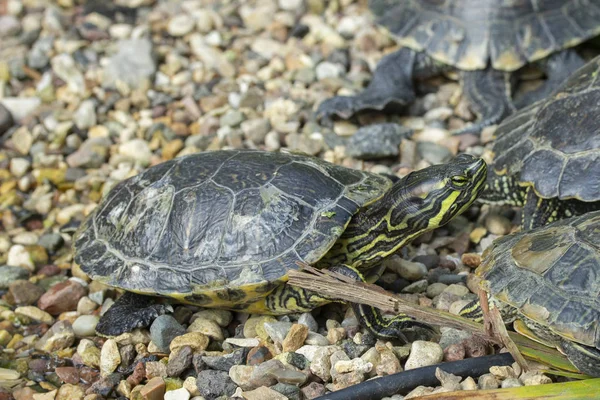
[316, 0, 600, 135]
[72, 149, 487, 338]
[459, 210, 600, 377]
[477, 54, 600, 230]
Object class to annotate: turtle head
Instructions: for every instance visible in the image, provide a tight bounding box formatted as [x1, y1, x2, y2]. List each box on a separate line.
[327, 154, 486, 267]
[393, 153, 487, 230]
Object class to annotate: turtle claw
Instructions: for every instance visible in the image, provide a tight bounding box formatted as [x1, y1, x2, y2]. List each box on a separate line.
[95, 292, 174, 337]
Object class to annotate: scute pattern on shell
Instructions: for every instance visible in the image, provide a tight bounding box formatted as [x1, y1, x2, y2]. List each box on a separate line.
[370, 0, 600, 71]
[490, 55, 600, 201]
[73, 149, 391, 296]
[477, 210, 600, 349]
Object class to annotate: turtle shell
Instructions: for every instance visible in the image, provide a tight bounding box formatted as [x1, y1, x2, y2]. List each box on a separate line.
[73, 149, 392, 306]
[489, 55, 600, 202]
[369, 0, 600, 71]
[476, 210, 600, 350]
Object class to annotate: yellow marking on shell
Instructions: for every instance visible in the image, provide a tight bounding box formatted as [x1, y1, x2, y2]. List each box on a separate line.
[492, 51, 525, 72]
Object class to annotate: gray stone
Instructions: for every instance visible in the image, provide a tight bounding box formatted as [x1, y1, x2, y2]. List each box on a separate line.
[38, 233, 64, 253]
[103, 39, 156, 89]
[417, 142, 453, 164]
[0, 103, 13, 135]
[298, 313, 319, 332]
[202, 347, 248, 372]
[271, 383, 301, 400]
[72, 315, 99, 337]
[346, 123, 412, 160]
[0, 266, 30, 289]
[149, 315, 186, 353]
[196, 370, 237, 399]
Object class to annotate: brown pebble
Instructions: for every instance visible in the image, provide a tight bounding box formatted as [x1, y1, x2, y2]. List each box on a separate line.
[282, 323, 308, 352]
[246, 346, 272, 366]
[463, 336, 487, 358]
[461, 253, 481, 269]
[139, 377, 165, 400]
[37, 264, 61, 277]
[443, 343, 465, 362]
[13, 387, 37, 400]
[301, 382, 326, 399]
[38, 280, 87, 315]
[127, 362, 146, 387]
[9, 280, 45, 305]
[55, 366, 80, 384]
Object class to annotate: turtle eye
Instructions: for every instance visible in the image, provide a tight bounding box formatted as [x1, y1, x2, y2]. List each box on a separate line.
[451, 175, 468, 186]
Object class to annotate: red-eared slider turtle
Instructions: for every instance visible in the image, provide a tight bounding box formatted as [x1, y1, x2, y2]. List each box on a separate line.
[460, 211, 600, 377]
[479, 55, 600, 229]
[317, 0, 600, 134]
[72, 149, 487, 337]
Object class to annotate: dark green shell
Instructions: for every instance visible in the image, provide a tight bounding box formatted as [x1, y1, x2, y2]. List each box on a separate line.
[73, 149, 392, 296]
[370, 0, 600, 71]
[490, 55, 600, 202]
[477, 210, 600, 349]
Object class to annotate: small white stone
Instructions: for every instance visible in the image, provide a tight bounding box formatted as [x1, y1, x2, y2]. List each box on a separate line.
[100, 339, 121, 376]
[164, 387, 191, 400]
[119, 139, 152, 166]
[278, 0, 303, 11]
[316, 61, 344, 80]
[168, 14, 195, 36]
[7, 245, 35, 271]
[404, 341, 443, 370]
[9, 158, 31, 178]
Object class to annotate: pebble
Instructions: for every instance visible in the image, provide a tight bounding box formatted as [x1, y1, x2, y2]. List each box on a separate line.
[168, 15, 195, 36]
[0, 266, 30, 288]
[7, 245, 35, 271]
[263, 321, 293, 343]
[520, 371, 552, 386]
[140, 376, 166, 400]
[310, 347, 333, 381]
[401, 279, 428, 293]
[150, 315, 186, 352]
[72, 315, 100, 336]
[404, 341, 444, 370]
[203, 347, 247, 372]
[502, 378, 524, 388]
[1, 98, 41, 122]
[100, 339, 121, 376]
[191, 309, 233, 327]
[243, 386, 287, 400]
[55, 367, 79, 384]
[169, 332, 209, 352]
[35, 320, 75, 352]
[103, 39, 156, 89]
[282, 323, 308, 352]
[78, 339, 101, 368]
[38, 279, 87, 315]
[15, 306, 54, 324]
[9, 280, 44, 305]
[478, 373, 499, 389]
[187, 318, 224, 341]
[301, 382, 326, 399]
[298, 312, 319, 332]
[167, 346, 193, 377]
[485, 214, 513, 235]
[164, 387, 190, 400]
[346, 123, 411, 160]
[196, 370, 237, 399]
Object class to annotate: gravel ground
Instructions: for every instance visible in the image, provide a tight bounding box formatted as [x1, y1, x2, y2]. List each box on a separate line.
[0, 1, 563, 399]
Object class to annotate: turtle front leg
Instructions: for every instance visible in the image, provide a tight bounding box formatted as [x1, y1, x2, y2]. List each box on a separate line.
[522, 187, 600, 230]
[315, 48, 418, 124]
[513, 50, 585, 109]
[453, 68, 516, 136]
[95, 292, 174, 337]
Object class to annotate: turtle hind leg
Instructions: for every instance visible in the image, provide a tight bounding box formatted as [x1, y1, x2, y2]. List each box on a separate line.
[315, 47, 418, 124]
[328, 265, 435, 343]
[95, 291, 173, 337]
[513, 50, 585, 109]
[452, 68, 516, 136]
